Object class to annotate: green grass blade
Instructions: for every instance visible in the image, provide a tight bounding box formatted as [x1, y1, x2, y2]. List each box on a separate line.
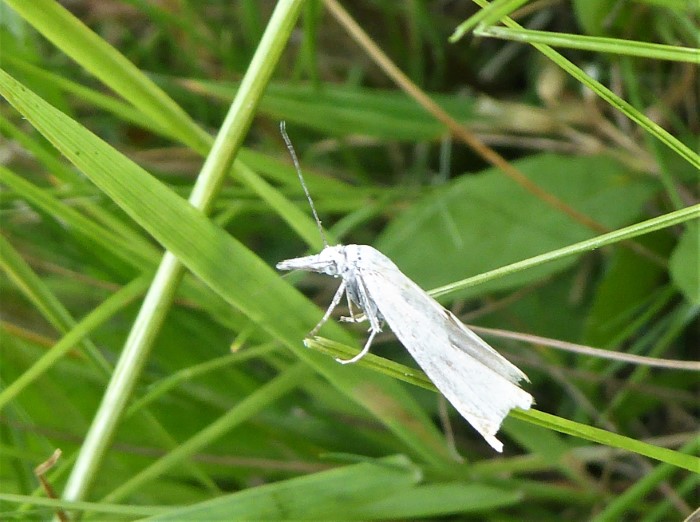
[0, 493, 166, 519]
[103, 363, 311, 503]
[477, 26, 700, 63]
[430, 204, 700, 299]
[3, 0, 210, 152]
[469, 0, 700, 170]
[450, 0, 529, 42]
[124, 343, 278, 418]
[514, 410, 699, 474]
[591, 436, 700, 521]
[3, 54, 172, 139]
[0, 166, 156, 266]
[0, 59, 454, 488]
[56, 0, 308, 502]
[0, 276, 149, 410]
[234, 160, 334, 250]
[4, 2, 695, 518]
[306, 337, 700, 473]
[0, 234, 112, 375]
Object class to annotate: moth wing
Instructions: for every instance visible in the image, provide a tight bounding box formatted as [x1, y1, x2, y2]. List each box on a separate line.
[441, 309, 530, 384]
[356, 247, 532, 452]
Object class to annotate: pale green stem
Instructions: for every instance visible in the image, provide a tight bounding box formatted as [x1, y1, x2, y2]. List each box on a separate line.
[60, 0, 306, 503]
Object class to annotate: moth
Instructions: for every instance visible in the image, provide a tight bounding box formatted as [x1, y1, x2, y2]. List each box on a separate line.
[276, 123, 533, 452]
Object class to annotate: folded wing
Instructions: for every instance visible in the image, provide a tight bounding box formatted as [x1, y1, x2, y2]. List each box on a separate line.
[357, 246, 533, 452]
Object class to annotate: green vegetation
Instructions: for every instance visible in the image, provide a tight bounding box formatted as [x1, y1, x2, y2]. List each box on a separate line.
[1, 0, 698, 520]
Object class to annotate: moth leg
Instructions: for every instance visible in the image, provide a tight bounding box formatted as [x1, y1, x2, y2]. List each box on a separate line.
[336, 327, 379, 365]
[309, 279, 347, 336]
[355, 273, 383, 334]
[346, 292, 356, 320]
[336, 274, 383, 364]
[340, 313, 367, 323]
[340, 295, 367, 323]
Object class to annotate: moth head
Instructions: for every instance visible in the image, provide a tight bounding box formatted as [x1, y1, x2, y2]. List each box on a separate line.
[312, 245, 348, 276]
[276, 245, 348, 277]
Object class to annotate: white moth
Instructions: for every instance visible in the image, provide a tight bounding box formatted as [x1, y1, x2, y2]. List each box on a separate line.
[276, 123, 533, 452]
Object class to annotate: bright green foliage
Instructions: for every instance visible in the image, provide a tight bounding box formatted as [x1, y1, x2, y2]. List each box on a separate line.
[0, 1, 697, 520]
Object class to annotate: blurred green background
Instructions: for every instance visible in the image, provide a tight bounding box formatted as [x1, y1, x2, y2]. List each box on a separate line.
[1, 0, 698, 520]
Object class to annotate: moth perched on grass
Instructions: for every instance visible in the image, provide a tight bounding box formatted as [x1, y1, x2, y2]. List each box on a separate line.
[277, 123, 533, 452]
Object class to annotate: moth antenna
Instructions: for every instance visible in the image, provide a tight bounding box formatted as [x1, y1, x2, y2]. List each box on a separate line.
[280, 121, 329, 248]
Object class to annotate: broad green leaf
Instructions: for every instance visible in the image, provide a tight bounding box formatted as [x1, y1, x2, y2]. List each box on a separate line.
[355, 482, 522, 518]
[583, 232, 674, 346]
[376, 154, 657, 298]
[572, 0, 635, 36]
[669, 224, 700, 304]
[141, 456, 421, 521]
